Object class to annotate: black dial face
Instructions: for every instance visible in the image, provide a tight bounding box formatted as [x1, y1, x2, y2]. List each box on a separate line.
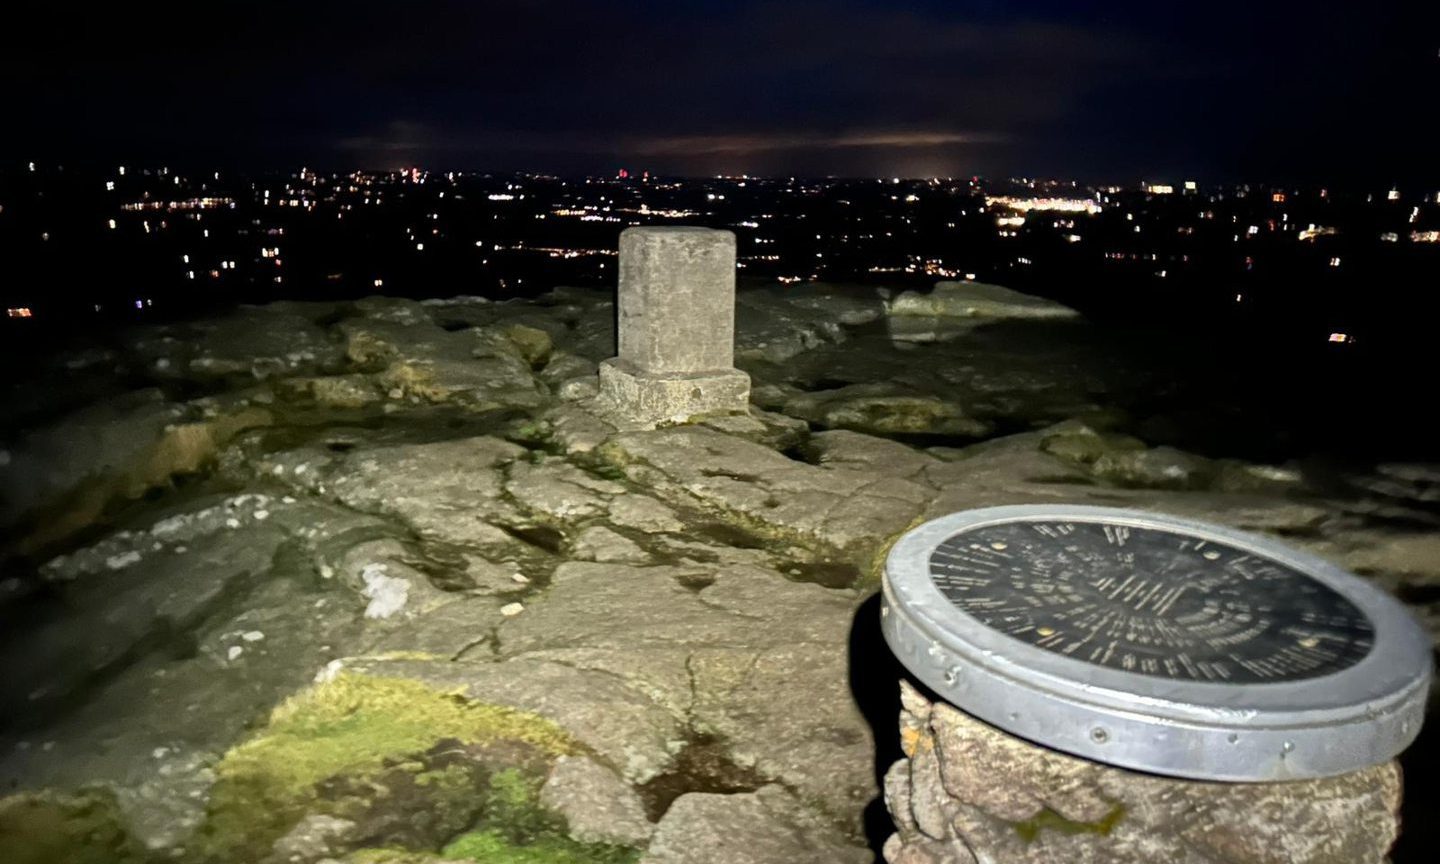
[928, 520, 1374, 683]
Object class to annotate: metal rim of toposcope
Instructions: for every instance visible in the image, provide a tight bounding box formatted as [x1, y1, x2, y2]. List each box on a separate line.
[881, 504, 1433, 781]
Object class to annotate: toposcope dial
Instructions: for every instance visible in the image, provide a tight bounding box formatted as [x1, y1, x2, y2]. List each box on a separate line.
[929, 520, 1374, 684]
[881, 506, 1432, 780]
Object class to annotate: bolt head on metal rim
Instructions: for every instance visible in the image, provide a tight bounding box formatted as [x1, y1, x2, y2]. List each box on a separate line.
[881, 505, 1433, 781]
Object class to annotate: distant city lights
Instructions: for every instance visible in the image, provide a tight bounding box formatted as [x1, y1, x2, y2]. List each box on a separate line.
[985, 195, 1102, 215]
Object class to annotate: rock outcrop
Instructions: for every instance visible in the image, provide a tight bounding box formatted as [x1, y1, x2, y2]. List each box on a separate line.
[0, 280, 1433, 864]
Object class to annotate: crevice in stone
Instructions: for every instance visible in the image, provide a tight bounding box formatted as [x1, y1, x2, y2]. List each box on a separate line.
[496, 523, 566, 556]
[699, 468, 766, 483]
[780, 439, 822, 465]
[450, 627, 499, 662]
[782, 561, 862, 590]
[633, 733, 769, 823]
[691, 522, 768, 550]
[675, 572, 717, 593]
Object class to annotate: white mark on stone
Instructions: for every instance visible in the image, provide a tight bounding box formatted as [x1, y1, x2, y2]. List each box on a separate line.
[360, 563, 409, 619]
[227, 646, 243, 661]
[106, 550, 142, 570]
[500, 602, 525, 617]
[315, 659, 346, 683]
[241, 631, 265, 642]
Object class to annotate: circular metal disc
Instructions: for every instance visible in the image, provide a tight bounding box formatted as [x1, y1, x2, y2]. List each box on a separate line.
[882, 505, 1433, 781]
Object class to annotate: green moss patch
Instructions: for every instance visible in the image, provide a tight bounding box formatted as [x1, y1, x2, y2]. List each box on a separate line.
[438, 769, 637, 863]
[193, 673, 577, 861]
[440, 829, 639, 864]
[0, 790, 150, 864]
[344, 767, 639, 864]
[1011, 804, 1125, 843]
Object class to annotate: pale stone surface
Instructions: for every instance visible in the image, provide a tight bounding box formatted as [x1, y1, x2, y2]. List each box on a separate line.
[643, 785, 869, 864]
[887, 280, 1080, 320]
[540, 755, 653, 847]
[782, 383, 991, 439]
[617, 227, 738, 374]
[489, 561, 876, 815]
[598, 360, 751, 426]
[267, 814, 358, 864]
[598, 425, 933, 559]
[883, 681, 1402, 864]
[571, 525, 650, 563]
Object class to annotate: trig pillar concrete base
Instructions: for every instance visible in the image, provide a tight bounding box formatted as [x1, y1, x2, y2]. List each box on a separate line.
[598, 358, 750, 427]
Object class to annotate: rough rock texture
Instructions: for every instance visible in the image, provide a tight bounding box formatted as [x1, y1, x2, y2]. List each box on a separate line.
[597, 425, 932, 560]
[598, 359, 752, 427]
[540, 755, 653, 846]
[0, 280, 1434, 864]
[883, 681, 1402, 864]
[887, 280, 1079, 321]
[644, 785, 870, 864]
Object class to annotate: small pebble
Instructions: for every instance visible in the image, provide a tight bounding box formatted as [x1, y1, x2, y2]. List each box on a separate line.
[510, 572, 530, 584]
[500, 602, 525, 617]
[241, 631, 265, 642]
[253, 510, 269, 521]
[225, 518, 241, 529]
[227, 646, 243, 661]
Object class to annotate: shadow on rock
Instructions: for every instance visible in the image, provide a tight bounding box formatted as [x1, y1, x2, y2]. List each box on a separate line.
[847, 591, 905, 861]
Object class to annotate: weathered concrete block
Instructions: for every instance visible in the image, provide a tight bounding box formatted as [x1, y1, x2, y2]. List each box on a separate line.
[617, 227, 737, 374]
[599, 359, 750, 426]
[883, 681, 1401, 864]
[600, 226, 751, 426]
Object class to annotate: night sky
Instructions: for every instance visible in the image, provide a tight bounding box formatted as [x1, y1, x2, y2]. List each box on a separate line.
[5, 1, 1437, 183]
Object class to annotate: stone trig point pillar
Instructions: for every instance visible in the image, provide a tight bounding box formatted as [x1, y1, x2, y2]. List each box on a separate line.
[598, 227, 751, 427]
[881, 505, 1432, 864]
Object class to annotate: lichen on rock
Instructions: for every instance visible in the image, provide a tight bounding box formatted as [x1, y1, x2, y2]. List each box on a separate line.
[192, 673, 577, 860]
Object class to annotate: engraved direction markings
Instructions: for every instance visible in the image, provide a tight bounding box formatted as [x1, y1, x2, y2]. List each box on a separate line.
[928, 520, 1374, 683]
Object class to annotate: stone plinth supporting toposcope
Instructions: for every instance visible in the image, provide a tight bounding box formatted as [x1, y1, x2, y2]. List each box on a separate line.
[598, 226, 751, 426]
[882, 681, 1401, 864]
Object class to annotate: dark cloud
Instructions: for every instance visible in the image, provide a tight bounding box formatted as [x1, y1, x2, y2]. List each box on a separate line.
[3, 1, 1436, 182]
